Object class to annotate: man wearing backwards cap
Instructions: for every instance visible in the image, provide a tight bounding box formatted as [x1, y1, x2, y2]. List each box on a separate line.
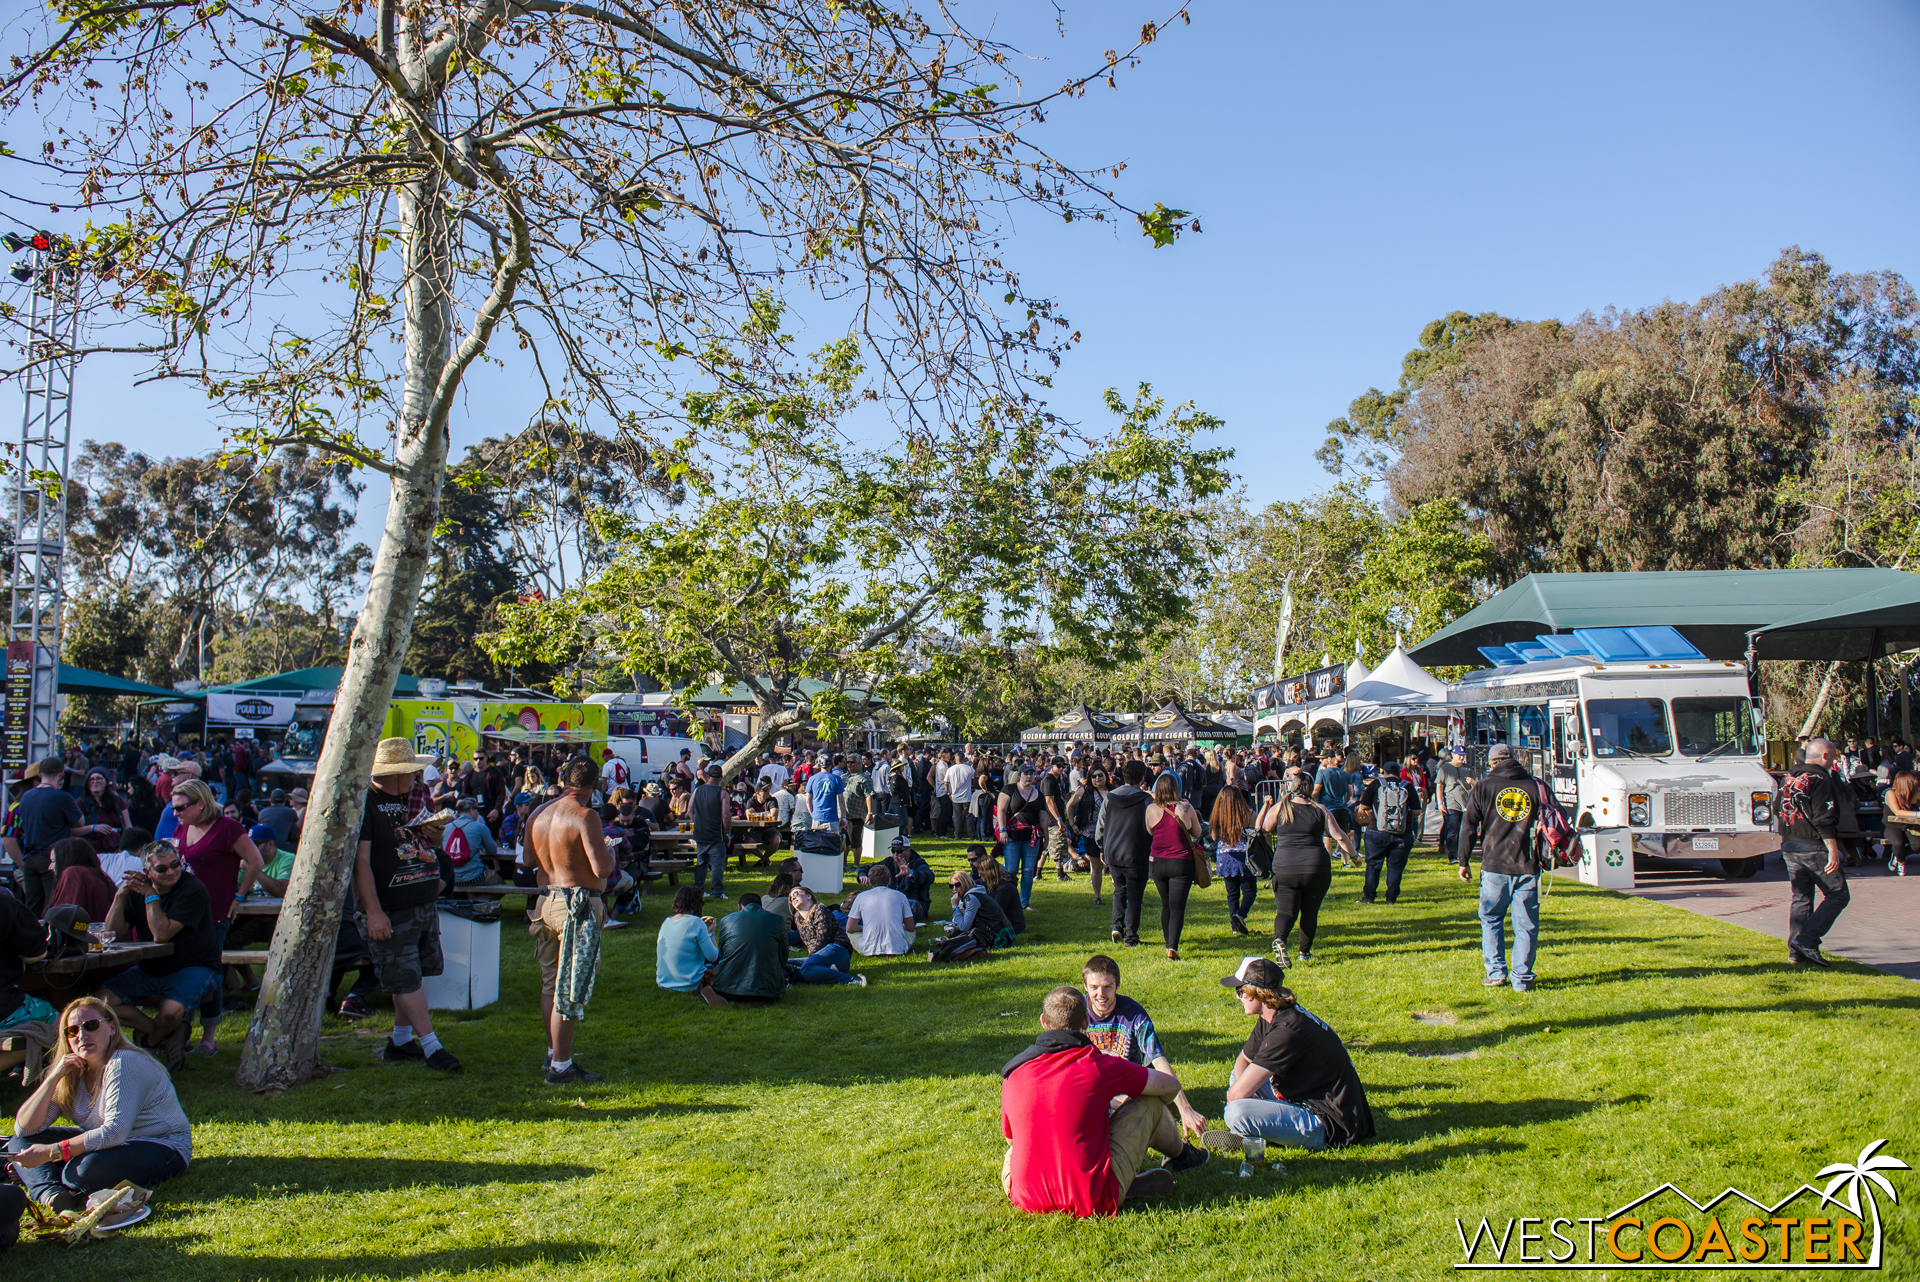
[1201, 956, 1374, 1155]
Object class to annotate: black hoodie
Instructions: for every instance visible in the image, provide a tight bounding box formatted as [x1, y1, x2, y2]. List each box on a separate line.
[1096, 785, 1152, 872]
[1001, 1028, 1093, 1078]
[1458, 760, 1559, 877]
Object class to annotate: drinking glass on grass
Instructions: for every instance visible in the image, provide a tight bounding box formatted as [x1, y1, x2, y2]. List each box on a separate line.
[1239, 1135, 1266, 1177]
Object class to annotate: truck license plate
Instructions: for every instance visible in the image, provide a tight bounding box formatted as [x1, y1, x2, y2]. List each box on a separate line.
[1691, 836, 1719, 851]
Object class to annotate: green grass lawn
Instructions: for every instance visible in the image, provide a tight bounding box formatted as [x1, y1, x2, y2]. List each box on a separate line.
[9, 838, 1920, 1280]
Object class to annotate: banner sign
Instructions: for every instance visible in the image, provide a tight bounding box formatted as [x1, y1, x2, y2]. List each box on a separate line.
[207, 692, 301, 725]
[1254, 661, 1347, 711]
[4, 640, 30, 767]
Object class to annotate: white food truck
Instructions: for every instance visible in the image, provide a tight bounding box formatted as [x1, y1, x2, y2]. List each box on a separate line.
[1450, 626, 1778, 885]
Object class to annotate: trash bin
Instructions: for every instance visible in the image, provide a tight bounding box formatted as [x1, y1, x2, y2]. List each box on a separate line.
[793, 829, 845, 895]
[861, 819, 899, 864]
[424, 908, 500, 1010]
[1576, 830, 1634, 889]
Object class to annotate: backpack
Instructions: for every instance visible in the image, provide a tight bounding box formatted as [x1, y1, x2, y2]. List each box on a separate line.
[1532, 783, 1579, 868]
[1244, 830, 1276, 879]
[1378, 781, 1413, 835]
[444, 823, 472, 867]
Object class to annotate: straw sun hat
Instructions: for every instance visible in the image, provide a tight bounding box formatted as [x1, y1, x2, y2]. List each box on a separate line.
[369, 737, 436, 777]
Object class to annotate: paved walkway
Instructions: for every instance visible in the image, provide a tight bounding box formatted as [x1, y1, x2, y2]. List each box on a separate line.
[1623, 856, 1919, 980]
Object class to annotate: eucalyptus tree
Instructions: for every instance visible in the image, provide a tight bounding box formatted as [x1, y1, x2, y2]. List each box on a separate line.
[2, 0, 1195, 1087]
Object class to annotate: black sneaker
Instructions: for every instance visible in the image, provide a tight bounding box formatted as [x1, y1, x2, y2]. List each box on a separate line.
[381, 1037, 426, 1061]
[1799, 947, 1832, 969]
[1162, 1142, 1209, 1173]
[426, 1047, 464, 1072]
[338, 994, 373, 1019]
[1111, 929, 1123, 944]
[1229, 914, 1246, 935]
[544, 1060, 603, 1085]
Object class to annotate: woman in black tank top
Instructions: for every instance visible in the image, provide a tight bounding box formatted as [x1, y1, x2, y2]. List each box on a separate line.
[1257, 772, 1352, 967]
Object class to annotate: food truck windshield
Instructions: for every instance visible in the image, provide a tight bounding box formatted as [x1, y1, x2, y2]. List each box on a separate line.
[1586, 696, 1756, 759]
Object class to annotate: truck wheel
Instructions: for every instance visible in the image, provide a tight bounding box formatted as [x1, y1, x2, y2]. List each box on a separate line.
[1719, 857, 1762, 879]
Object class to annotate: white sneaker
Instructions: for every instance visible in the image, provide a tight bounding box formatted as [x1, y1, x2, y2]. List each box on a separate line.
[853, 974, 869, 987]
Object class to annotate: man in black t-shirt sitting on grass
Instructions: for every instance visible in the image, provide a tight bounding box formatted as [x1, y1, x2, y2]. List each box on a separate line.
[1201, 956, 1374, 1156]
[99, 841, 223, 1067]
[355, 738, 461, 1072]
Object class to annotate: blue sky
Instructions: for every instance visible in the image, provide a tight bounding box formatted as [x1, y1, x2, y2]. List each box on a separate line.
[34, 0, 1920, 533]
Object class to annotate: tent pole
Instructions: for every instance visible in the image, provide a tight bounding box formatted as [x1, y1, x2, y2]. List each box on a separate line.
[1868, 629, 1883, 742]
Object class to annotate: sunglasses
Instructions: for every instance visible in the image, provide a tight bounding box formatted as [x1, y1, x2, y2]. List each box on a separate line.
[170, 796, 196, 807]
[66, 1017, 106, 1037]
[148, 860, 182, 873]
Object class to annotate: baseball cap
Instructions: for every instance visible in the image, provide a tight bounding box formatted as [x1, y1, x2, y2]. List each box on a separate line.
[1220, 955, 1286, 991]
[249, 823, 277, 843]
[890, 835, 907, 852]
[513, 791, 534, 805]
[1487, 744, 1514, 763]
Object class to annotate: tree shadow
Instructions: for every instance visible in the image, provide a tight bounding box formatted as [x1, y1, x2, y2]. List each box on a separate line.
[101, 1238, 603, 1281]
[186, 1156, 595, 1198]
[1360, 995, 1920, 1055]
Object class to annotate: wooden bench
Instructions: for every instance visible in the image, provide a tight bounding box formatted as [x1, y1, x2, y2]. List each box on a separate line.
[222, 949, 270, 967]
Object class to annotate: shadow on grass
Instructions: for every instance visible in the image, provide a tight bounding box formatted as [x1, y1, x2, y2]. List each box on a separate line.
[1359, 995, 1920, 1055]
[185, 1155, 596, 1196]
[109, 1239, 604, 1281]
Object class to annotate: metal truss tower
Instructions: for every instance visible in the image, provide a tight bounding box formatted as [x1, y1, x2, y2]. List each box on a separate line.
[4, 233, 80, 774]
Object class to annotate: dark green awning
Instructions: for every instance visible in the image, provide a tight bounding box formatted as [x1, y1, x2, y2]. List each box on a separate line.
[57, 664, 186, 700]
[1410, 569, 1920, 666]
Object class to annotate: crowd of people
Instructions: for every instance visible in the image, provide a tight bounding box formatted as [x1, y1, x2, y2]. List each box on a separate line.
[2, 722, 1913, 1235]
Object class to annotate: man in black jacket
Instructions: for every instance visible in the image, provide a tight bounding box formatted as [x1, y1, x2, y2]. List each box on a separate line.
[1457, 745, 1560, 992]
[1095, 760, 1153, 947]
[1778, 738, 1848, 967]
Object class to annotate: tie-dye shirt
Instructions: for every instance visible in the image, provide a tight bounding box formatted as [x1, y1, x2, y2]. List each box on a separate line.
[1084, 995, 1165, 1066]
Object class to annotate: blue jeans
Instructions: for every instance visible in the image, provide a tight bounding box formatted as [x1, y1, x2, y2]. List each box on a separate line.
[1479, 871, 1540, 986]
[1222, 1075, 1327, 1150]
[792, 942, 858, 985]
[7, 1127, 187, 1199]
[1363, 832, 1412, 902]
[1003, 838, 1040, 907]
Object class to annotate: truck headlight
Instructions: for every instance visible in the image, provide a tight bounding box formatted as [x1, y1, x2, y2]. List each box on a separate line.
[1628, 794, 1651, 828]
[1751, 792, 1771, 826]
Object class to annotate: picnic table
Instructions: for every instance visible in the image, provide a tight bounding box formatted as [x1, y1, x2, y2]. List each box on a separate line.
[22, 941, 173, 999]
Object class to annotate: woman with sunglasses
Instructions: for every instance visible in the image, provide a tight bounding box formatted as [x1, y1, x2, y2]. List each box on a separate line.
[6, 996, 193, 1211]
[168, 778, 263, 1056]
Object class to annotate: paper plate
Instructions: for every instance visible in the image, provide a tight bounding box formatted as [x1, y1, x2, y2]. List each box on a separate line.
[91, 1203, 152, 1235]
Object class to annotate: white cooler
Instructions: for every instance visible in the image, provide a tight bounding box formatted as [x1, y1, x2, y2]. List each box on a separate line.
[424, 909, 500, 1010]
[1576, 830, 1635, 889]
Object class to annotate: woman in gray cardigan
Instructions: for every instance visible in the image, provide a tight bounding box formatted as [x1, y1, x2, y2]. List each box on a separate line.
[8, 995, 192, 1211]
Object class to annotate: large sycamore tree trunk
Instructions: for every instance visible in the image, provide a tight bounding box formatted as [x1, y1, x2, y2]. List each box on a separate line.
[236, 171, 456, 1090]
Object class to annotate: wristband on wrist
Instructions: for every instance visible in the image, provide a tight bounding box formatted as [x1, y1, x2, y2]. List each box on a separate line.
[59, 1139, 72, 1161]
[145, 894, 161, 904]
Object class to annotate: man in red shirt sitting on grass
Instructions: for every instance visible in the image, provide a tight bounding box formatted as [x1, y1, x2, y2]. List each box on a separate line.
[999, 985, 1209, 1216]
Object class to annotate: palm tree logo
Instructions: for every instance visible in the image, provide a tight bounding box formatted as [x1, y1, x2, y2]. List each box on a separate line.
[1818, 1139, 1909, 1266]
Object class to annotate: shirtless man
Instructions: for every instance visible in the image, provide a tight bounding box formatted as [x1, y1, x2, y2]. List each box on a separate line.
[528, 757, 617, 1086]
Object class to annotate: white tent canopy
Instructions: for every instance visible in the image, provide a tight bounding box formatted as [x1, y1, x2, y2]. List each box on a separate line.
[1342, 644, 1450, 726]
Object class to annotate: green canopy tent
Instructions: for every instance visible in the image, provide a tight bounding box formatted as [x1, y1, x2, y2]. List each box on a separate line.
[206, 666, 421, 696]
[57, 664, 186, 700]
[1409, 569, 1920, 667]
